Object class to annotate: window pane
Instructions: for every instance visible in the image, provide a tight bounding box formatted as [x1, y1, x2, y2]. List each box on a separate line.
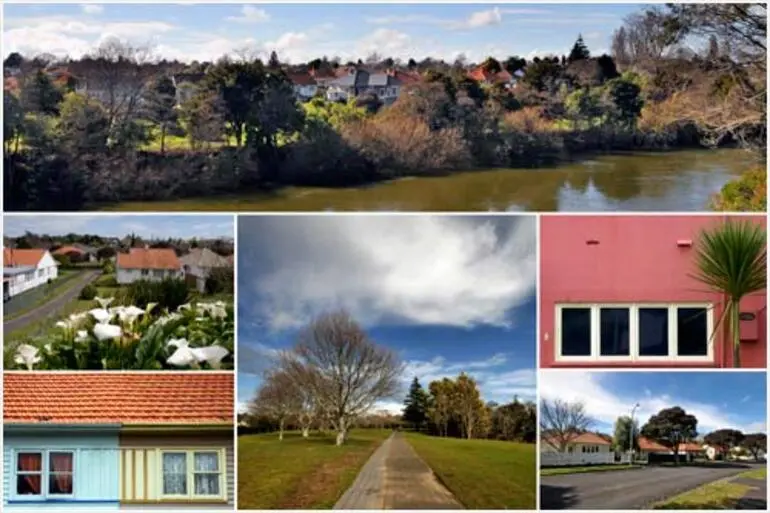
[49, 473, 73, 495]
[677, 308, 708, 356]
[17, 453, 42, 472]
[17, 475, 41, 495]
[600, 308, 630, 356]
[639, 308, 669, 356]
[162, 453, 187, 495]
[194, 474, 220, 496]
[50, 452, 73, 472]
[561, 308, 591, 356]
[194, 452, 219, 472]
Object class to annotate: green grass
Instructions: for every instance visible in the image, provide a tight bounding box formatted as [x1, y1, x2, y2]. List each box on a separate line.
[738, 467, 767, 480]
[404, 433, 536, 509]
[238, 429, 391, 509]
[653, 467, 767, 509]
[541, 464, 641, 476]
[3, 270, 82, 320]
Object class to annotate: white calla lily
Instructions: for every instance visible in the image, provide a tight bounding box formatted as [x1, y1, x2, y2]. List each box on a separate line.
[95, 296, 114, 309]
[93, 323, 122, 341]
[89, 308, 113, 324]
[75, 330, 89, 342]
[15, 344, 41, 370]
[167, 345, 197, 367]
[118, 305, 145, 323]
[191, 346, 230, 368]
[167, 338, 189, 348]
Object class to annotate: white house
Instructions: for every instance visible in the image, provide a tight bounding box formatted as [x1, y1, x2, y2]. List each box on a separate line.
[116, 248, 183, 284]
[179, 248, 231, 293]
[3, 248, 59, 300]
[288, 72, 318, 101]
[638, 436, 702, 463]
[540, 432, 617, 466]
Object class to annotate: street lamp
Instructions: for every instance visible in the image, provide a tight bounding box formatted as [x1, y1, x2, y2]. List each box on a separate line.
[629, 403, 640, 460]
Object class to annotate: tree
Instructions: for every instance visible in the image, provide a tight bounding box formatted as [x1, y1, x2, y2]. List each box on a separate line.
[427, 378, 455, 437]
[605, 77, 644, 127]
[568, 34, 591, 62]
[480, 57, 502, 74]
[540, 399, 594, 452]
[640, 406, 698, 465]
[144, 76, 178, 154]
[611, 26, 630, 68]
[503, 56, 527, 75]
[407, 58, 418, 69]
[179, 92, 225, 150]
[55, 92, 110, 159]
[522, 59, 563, 93]
[268, 51, 280, 69]
[612, 415, 640, 453]
[707, 34, 721, 60]
[402, 377, 429, 431]
[4, 51, 23, 68]
[3, 93, 24, 156]
[280, 311, 402, 446]
[691, 220, 766, 368]
[251, 370, 300, 441]
[454, 373, 486, 439]
[741, 433, 767, 461]
[21, 70, 63, 115]
[704, 429, 745, 459]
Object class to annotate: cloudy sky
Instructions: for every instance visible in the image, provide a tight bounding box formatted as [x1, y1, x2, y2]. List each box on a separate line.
[540, 371, 768, 436]
[237, 214, 537, 413]
[3, 3, 642, 64]
[3, 214, 234, 239]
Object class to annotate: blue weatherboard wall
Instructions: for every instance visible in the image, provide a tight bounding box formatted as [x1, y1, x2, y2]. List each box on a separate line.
[3, 427, 120, 510]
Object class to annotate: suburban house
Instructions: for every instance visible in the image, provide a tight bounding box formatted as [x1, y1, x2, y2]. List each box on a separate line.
[467, 66, 522, 88]
[703, 443, 766, 461]
[287, 72, 318, 101]
[180, 248, 232, 293]
[308, 67, 339, 87]
[116, 247, 183, 284]
[324, 68, 419, 104]
[53, 244, 98, 262]
[3, 373, 234, 510]
[172, 72, 205, 106]
[540, 215, 767, 368]
[637, 436, 703, 463]
[540, 432, 616, 466]
[3, 248, 59, 300]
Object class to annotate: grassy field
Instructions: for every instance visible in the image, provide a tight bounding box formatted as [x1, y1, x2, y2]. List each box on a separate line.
[4, 270, 82, 320]
[404, 433, 536, 509]
[238, 429, 391, 509]
[541, 464, 641, 476]
[653, 467, 767, 509]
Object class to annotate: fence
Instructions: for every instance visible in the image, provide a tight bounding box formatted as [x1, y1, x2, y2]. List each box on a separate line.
[541, 451, 631, 467]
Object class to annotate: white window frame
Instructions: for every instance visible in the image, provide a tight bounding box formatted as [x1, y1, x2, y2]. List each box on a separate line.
[158, 448, 226, 501]
[14, 449, 76, 500]
[555, 303, 714, 363]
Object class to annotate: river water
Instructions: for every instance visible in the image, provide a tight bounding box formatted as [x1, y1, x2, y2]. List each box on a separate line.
[111, 149, 754, 212]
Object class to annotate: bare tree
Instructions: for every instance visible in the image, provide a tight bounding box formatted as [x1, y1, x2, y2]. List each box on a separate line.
[540, 399, 595, 452]
[250, 370, 300, 441]
[620, 7, 679, 64]
[280, 311, 402, 446]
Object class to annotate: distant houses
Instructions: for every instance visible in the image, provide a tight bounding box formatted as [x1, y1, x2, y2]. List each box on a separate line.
[3, 249, 59, 300]
[180, 247, 232, 293]
[116, 247, 184, 284]
[52, 244, 98, 263]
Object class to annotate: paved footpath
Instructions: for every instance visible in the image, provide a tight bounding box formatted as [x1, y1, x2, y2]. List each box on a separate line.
[334, 432, 463, 510]
[733, 476, 767, 509]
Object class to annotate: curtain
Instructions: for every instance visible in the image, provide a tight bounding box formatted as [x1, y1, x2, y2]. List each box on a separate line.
[17, 453, 42, 495]
[49, 452, 73, 494]
[194, 452, 220, 495]
[163, 453, 187, 495]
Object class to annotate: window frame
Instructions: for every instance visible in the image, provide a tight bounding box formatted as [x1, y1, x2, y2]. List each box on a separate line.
[555, 303, 714, 363]
[13, 449, 76, 501]
[158, 448, 226, 501]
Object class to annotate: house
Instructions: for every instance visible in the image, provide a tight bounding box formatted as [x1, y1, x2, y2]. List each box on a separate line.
[326, 67, 369, 102]
[180, 248, 232, 293]
[308, 67, 339, 88]
[116, 247, 183, 284]
[172, 72, 205, 106]
[468, 66, 520, 88]
[3, 373, 234, 510]
[287, 72, 318, 101]
[540, 216, 767, 368]
[540, 432, 616, 466]
[53, 244, 98, 263]
[637, 436, 702, 463]
[3, 248, 59, 300]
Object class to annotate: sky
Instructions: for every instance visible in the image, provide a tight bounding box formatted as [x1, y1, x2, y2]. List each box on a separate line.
[540, 371, 768, 436]
[3, 3, 645, 64]
[237, 214, 537, 413]
[3, 214, 234, 239]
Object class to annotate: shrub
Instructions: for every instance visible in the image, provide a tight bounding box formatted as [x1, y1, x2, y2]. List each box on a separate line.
[205, 267, 234, 295]
[95, 274, 118, 287]
[120, 278, 191, 311]
[79, 284, 97, 300]
[712, 166, 767, 212]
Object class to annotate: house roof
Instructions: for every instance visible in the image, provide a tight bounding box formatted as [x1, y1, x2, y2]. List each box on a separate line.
[639, 436, 704, 453]
[180, 248, 230, 269]
[288, 72, 317, 86]
[3, 248, 48, 267]
[117, 248, 181, 270]
[53, 245, 86, 256]
[4, 374, 233, 425]
[468, 67, 514, 84]
[542, 431, 612, 446]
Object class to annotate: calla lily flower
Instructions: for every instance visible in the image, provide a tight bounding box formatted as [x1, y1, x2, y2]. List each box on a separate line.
[95, 296, 114, 309]
[118, 305, 145, 323]
[167, 338, 189, 348]
[15, 344, 41, 370]
[75, 330, 89, 342]
[89, 308, 113, 324]
[167, 345, 197, 367]
[93, 323, 122, 341]
[192, 346, 230, 368]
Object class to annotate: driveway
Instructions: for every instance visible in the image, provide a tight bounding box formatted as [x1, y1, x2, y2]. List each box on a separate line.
[541, 462, 762, 510]
[4, 270, 101, 335]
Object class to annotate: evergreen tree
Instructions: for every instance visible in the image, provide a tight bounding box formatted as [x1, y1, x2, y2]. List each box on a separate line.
[568, 34, 591, 62]
[21, 70, 63, 116]
[402, 377, 429, 431]
[145, 76, 178, 154]
[268, 51, 280, 68]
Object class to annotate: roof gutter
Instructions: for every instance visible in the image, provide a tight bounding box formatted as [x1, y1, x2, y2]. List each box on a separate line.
[121, 423, 232, 433]
[5, 423, 121, 432]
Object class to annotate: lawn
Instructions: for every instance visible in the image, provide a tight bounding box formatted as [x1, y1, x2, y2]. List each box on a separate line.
[541, 464, 641, 476]
[404, 433, 536, 509]
[238, 429, 391, 509]
[4, 270, 82, 320]
[653, 467, 767, 509]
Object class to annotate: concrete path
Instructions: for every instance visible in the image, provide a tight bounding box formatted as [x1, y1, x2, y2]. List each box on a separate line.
[733, 476, 767, 510]
[334, 432, 463, 510]
[4, 270, 100, 334]
[541, 462, 759, 510]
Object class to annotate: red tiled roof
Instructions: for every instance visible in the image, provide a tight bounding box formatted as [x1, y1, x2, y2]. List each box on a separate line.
[392, 70, 421, 84]
[117, 248, 181, 270]
[4, 374, 233, 425]
[468, 67, 514, 84]
[678, 442, 704, 452]
[639, 436, 670, 452]
[4, 248, 47, 267]
[288, 72, 316, 86]
[4, 76, 20, 94]
[53, 246, 86, 256]
[542, 432, 612, 446]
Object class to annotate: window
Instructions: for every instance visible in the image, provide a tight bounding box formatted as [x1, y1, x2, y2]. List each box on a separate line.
[141, 269, 149, 276]
[161, 450, 223, 500]
[194, 452, 220, 496]
[556, 304, 712, 362]
[17, 452, 42, 495]
[162, 453, 187, 495]
[48, 452, 73, 495]
[153, 270, 164, 278]
[15, 450, 74, 499]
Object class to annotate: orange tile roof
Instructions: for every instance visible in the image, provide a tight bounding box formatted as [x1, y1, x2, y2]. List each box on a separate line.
[542, 431, 612, 446]
[678, 442, 704, 452]
[4, 373, 233, 425]
[288, 72, 317, 86]
[53, 246, 86, 255]
[117, 248, 181, 270]
[468, 67, 514, 84]
[4, 248, 47, 267]
[639, 436, 670, 452]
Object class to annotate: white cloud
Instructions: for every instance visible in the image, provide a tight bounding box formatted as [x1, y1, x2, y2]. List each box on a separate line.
[265, 32, 309, 52]
[242, 216, 536, 331]
[539, 372, 767, 434]
[366, 7, 550, 30]
[462, 8, 503, 29]
[358, 28, 414, 56]
[80, 4, 103, 15]
[226, 6, 270, 24]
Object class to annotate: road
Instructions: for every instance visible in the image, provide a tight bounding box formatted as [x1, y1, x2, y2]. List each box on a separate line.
[334, 432, 463, 510]
[541, 462, 762, 510]
[4, 270, 101, 334]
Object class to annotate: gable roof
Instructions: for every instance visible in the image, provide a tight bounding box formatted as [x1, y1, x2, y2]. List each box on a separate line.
[117, 248, 181, 270]
[541, 431, 612, 446]
[53, 245, 86, 256]
[180, 248, 230, 269]
[639, 436, 704, 453]
[4, 374, 233, 425]
[468, 67, 514, 84]
[288, 72, 317, 86]
[4, 248, 49, 267]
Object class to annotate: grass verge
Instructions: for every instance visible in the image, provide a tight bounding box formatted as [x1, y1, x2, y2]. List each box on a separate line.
[237, 429, 390, 509]
[541, 464, 641, 476]
[404, 432, 536, 509]
[653, 467, 767, 509]
[4, 270, 82, 320]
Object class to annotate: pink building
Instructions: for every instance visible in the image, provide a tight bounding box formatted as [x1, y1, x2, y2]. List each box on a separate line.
[540, 215, 767, 368]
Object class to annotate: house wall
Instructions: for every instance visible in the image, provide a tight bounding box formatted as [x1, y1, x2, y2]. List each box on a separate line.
[540, 442, 612, 454]
[540, 215, 767, 368]
[3, 431, 120, 510]
[116, 268, 183, 285]
[541, 451, 624, 467]
[118, 432, 234, 507]
[6, 253, 58, 297]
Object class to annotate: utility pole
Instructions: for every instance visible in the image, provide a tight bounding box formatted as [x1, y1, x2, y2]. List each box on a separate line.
[629, 403, 640, 461]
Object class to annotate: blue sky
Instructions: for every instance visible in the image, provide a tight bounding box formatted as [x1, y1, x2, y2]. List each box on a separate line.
[4, 3, 644, 63]
[540, 371, 767, 436]
[237, 214, 537, 413]
[3, 214, 234, 239]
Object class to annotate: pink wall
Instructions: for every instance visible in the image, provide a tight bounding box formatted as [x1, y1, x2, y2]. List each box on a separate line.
[540, 215, 767, 368]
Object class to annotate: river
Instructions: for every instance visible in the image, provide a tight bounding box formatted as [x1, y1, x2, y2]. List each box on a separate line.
[109, 149, 754, 212]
